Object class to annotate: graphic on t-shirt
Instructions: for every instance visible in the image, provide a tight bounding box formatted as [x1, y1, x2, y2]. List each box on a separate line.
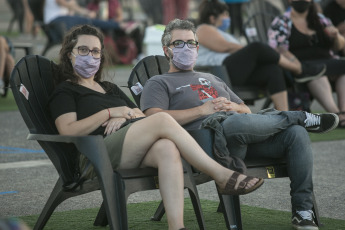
[176, 78, 218, 102]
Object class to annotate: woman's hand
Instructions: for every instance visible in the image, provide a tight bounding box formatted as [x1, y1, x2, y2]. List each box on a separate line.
[109, 107, 137, 119]
[324, 26, 340, 39]
[103, 117, 127, 136]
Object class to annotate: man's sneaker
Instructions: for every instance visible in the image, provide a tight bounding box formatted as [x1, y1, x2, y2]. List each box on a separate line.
[304, 112, 339, 133]
[295, 63, 326, 83]
[292, 210, 318, 230]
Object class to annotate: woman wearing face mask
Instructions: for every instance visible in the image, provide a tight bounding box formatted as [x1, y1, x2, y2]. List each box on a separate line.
[49, 24, 264, 230]
[196, 0, 326, 111]
[268, 0, 345, 128]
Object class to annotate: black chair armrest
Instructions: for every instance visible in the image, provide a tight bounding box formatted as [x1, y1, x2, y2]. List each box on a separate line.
[27, 133, 122, 227]
[27, 133, 113, 180]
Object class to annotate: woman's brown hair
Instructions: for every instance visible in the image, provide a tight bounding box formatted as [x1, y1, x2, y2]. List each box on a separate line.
[198, 0, 228, 25]
[57, 24, 106, 84]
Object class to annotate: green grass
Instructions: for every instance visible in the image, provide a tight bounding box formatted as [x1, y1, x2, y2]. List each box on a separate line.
[0, 91, 18, 111]
[18, 199, 345, 230]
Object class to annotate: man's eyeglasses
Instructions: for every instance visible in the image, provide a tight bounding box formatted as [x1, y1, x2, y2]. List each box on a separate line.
[74, 46, 102, 58]
[169, 40, 199, 48]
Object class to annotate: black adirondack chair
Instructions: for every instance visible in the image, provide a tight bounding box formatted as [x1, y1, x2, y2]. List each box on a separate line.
[9, 55, 207, 230]
[128, 55, 322, 230]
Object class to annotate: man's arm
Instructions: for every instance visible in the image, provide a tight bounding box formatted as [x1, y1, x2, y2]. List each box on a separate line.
[144, 99, 216, 125]
[144, 97, 251, 126]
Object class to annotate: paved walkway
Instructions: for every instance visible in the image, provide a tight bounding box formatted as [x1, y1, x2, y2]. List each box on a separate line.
[1, 0, 345, 226]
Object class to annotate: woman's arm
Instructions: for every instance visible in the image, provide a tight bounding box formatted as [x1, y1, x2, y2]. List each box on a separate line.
[55, 106, 135, 136]
[325, 26, 345, 51]
[56, 0, 96, 18]
[197, 24, 243, 53]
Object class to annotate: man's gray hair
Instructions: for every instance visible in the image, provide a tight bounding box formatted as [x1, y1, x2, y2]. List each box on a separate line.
[161, 19, 197, 47]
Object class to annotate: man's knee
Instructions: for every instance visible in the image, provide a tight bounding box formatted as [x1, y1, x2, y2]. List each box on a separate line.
[285, 125, 310, 142]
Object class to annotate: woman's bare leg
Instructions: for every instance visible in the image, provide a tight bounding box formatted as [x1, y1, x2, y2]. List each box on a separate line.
[335, 75, 345, 112]
[335, 74, 345, 123]
[119, 112, 260, 229]
[307, 76, 340, 113]
[271, 90, 288, 111]
[0, 37, 7, 80]
[138, 139, 185, 230]
[120, 113, 258, 187]
[5, 52, 15, 79]
[278, 54, 302, 74]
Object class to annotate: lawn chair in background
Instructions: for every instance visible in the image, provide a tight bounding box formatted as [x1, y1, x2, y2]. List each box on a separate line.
[128, 55, 322, 230]
[10, 55, 207, 230]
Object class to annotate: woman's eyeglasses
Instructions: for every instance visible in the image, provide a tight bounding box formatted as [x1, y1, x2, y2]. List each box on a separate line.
[169, 40, 199, 48]
[74, 46, 102, 58]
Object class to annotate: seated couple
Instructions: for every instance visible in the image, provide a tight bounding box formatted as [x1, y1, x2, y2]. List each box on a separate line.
[50, 24, 338, 230]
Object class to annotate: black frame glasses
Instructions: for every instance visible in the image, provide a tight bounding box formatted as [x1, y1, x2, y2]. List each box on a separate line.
[169, 40, 199, 48]
[74, 46, 102, 58]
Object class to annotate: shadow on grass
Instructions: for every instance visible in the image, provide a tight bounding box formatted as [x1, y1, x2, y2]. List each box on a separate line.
[19, 199, 345, 230]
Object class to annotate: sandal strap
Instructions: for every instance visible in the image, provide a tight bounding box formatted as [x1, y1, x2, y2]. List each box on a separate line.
[238, 175, 255, 189]
[225, 171, 240, 191]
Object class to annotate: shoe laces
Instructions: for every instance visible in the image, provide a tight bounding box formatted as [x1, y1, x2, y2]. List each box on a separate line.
[304, 113, 320, 127]
[296, 210, 314, 221]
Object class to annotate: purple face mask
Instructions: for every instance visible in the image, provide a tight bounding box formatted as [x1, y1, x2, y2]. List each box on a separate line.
[169, 45, 198, 70]
[71, 53, 101, 79]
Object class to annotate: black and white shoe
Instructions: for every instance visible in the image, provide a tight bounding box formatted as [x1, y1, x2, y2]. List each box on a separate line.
[292, 210, 318, 230]
[295, 63, 326, 83]
[304, 112, 339, 133]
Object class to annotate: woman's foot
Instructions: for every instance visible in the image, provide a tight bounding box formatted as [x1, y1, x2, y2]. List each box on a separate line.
[217, 171, 264, 195]
[294, 63, 326, 83]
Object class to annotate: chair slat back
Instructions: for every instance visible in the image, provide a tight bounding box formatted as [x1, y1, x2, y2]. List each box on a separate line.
[243, 12, 277, 44]
[10, 55, 79, 185]
[128, 55, 169, 107]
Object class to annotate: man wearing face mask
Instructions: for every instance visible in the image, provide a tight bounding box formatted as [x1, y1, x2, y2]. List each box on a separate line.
[141, 18, 340, 230]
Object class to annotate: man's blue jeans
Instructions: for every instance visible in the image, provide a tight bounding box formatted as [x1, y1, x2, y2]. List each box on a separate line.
[222, 110, 314, 212]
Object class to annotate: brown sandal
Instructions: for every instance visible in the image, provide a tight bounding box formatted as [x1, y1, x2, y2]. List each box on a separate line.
[217, 172, 264, 195]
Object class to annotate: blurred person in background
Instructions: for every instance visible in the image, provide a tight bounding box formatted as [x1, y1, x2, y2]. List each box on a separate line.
[268, 0, 345, 128]
[323, 0, 345, 56]
[162, 0, 190, 25]
[0, 36, 15, 97]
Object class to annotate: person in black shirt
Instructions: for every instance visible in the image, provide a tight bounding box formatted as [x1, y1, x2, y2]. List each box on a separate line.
[49, 24, 264, 230]
[323, 0, 345, 55]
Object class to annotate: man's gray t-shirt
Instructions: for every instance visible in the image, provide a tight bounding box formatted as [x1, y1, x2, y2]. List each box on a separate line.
[140, 71, 243, 130]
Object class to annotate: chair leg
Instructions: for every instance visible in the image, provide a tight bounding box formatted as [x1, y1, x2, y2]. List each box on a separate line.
[182, 160, 206, 229]
[33, 178, 68, 230]
[261, 97, 272, 110]
[218, 193, 243, 230]
[312, 192, 323, 227]
[94, 202, 108, 227]
[150, 201, 165, 221]
[188, 188, 206, 230]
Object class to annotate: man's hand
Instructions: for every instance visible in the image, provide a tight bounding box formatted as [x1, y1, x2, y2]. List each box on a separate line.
[199, 97, 233, 115]
[212, 97, 233, 111]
